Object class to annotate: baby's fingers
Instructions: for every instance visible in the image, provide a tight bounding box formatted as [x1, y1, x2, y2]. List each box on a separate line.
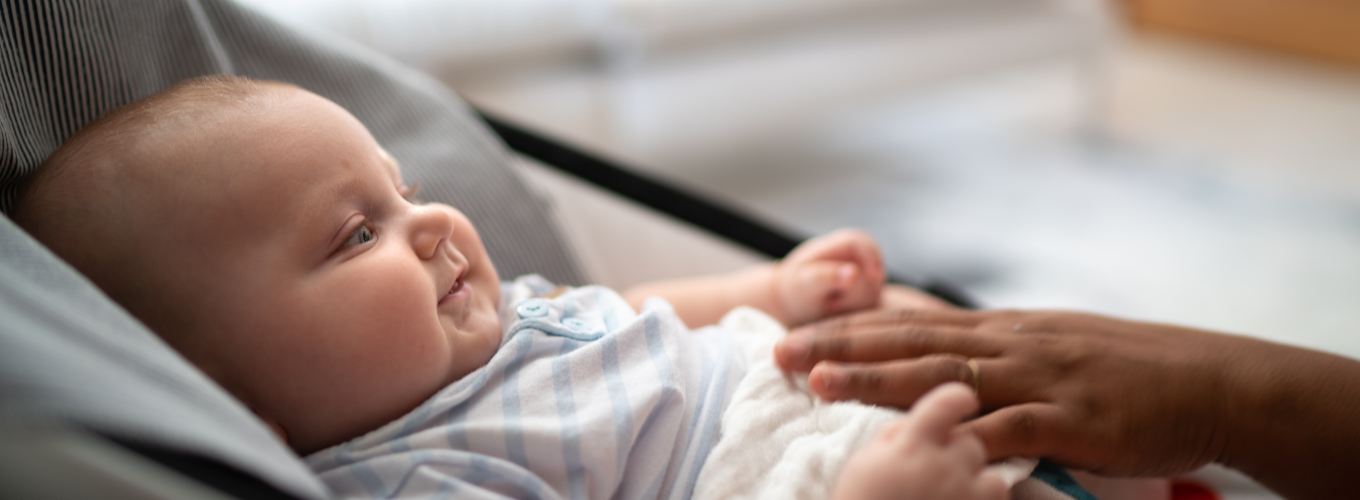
[787, 229, 885, 282]
[963, 402, 1072, 462]
[790, 260, 857, 294]
[788, 260, 878, 312]
[903, 383, 979, 445]
[946, 427, 989, 470]
[974, 470, 1010, 500]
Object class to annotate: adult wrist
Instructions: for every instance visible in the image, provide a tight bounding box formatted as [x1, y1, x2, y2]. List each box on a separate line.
[1210, 334, 1360, 499]
[1209, 331, 1297, 471]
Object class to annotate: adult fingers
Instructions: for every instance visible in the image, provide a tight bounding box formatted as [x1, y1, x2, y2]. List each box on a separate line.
[900, 383, 978, 444]
[808, 355, 975, 407]
[777, 323, 999, 372]
[807, 355, 1045, 411]
[963, 402, 1075, 462]
[793, 307, 987, 339]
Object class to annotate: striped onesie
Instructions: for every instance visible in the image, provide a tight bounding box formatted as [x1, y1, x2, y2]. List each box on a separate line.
[307, 275, 746, 499]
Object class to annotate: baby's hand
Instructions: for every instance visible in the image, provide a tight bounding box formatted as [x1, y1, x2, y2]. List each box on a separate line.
[833, 383, 1008, 500]
[775, 229, 885, 326]
[879, 284, 953, 311]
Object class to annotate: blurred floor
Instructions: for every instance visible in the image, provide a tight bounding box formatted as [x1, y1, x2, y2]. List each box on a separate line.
[456, 32, 1360, 360]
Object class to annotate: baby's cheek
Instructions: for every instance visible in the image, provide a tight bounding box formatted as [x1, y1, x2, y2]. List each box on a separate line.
[360, 301, 448, 379]
[445, 314, 503, 383]
[313, 267, 447, 391]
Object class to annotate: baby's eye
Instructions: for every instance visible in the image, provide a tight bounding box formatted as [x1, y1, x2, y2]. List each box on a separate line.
[342, 223, 376, 248]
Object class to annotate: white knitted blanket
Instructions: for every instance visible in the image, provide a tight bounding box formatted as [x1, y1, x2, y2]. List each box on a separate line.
[694, 307, 1068, 500]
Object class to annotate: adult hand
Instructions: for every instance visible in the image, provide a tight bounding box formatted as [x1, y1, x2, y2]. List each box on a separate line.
[773, 308, 1360, 500]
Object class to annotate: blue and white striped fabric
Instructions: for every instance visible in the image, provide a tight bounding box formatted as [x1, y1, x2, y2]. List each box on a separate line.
[307, 275, 747, 500]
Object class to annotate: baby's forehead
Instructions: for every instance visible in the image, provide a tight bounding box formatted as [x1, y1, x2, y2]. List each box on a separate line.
[127, 85, 400, 219]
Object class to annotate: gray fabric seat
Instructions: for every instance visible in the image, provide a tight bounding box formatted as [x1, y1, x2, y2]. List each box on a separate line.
[1, 0, 589, 497]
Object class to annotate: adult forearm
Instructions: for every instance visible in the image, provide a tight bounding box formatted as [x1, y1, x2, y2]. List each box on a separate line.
[1220, 338, 1360, 500]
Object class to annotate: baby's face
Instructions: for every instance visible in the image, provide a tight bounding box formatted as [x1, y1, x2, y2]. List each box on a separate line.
[142, 87, 502, 453]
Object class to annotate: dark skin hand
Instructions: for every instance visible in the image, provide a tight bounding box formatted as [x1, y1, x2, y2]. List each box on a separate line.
[774, 307, 1360, 500]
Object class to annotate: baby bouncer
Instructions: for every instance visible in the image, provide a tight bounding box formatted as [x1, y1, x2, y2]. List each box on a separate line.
[0, 1, 1102, 498]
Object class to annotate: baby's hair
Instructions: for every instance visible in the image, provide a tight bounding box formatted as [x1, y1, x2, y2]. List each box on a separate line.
[10, 75, 299, 342]
[12, 75, 295, 224]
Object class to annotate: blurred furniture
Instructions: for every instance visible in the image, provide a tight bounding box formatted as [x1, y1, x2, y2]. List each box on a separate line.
[1125, 0, 1360, 66]
[240, 0, 1120, 165]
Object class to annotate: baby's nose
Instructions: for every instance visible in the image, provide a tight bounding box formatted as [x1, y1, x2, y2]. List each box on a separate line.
[411, 204, 456, 260]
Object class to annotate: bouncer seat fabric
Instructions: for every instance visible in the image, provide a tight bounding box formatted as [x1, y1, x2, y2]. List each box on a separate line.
[0, 0, 590, 498]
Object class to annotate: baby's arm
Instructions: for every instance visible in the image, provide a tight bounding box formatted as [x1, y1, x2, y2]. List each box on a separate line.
[622, 229, 885, 327]
[834, 383, 1008, 500]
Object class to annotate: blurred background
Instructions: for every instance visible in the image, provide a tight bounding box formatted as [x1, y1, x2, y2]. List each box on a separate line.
[239, 0, 1360, 361]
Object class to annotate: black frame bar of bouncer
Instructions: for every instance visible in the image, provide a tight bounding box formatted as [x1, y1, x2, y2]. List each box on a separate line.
[475, 108, 979, 309]
[108, 108, 981, 500]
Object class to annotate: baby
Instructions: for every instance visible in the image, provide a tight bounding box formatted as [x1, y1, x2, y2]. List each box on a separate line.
[11, 76, 1005, 500]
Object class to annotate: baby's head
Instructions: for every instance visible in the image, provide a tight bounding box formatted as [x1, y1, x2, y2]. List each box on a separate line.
[12, 76, 503, 453]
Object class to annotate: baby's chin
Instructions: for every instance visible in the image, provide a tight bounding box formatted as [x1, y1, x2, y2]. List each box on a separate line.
[445, 315, 503, 382]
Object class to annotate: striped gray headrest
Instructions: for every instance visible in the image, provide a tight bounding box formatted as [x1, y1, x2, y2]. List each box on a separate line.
[1, 1, 587, 497]
[0, 0, 585, 285]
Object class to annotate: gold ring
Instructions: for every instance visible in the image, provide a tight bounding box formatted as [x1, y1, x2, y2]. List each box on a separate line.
[966, 358, 981, 394]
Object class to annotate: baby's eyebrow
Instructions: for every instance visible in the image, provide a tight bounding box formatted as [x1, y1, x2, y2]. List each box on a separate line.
[377, 147, 420, 202]
[378, 147, 402, 181]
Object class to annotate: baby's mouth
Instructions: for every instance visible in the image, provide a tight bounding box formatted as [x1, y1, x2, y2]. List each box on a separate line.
[439, 271, 468, 305]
